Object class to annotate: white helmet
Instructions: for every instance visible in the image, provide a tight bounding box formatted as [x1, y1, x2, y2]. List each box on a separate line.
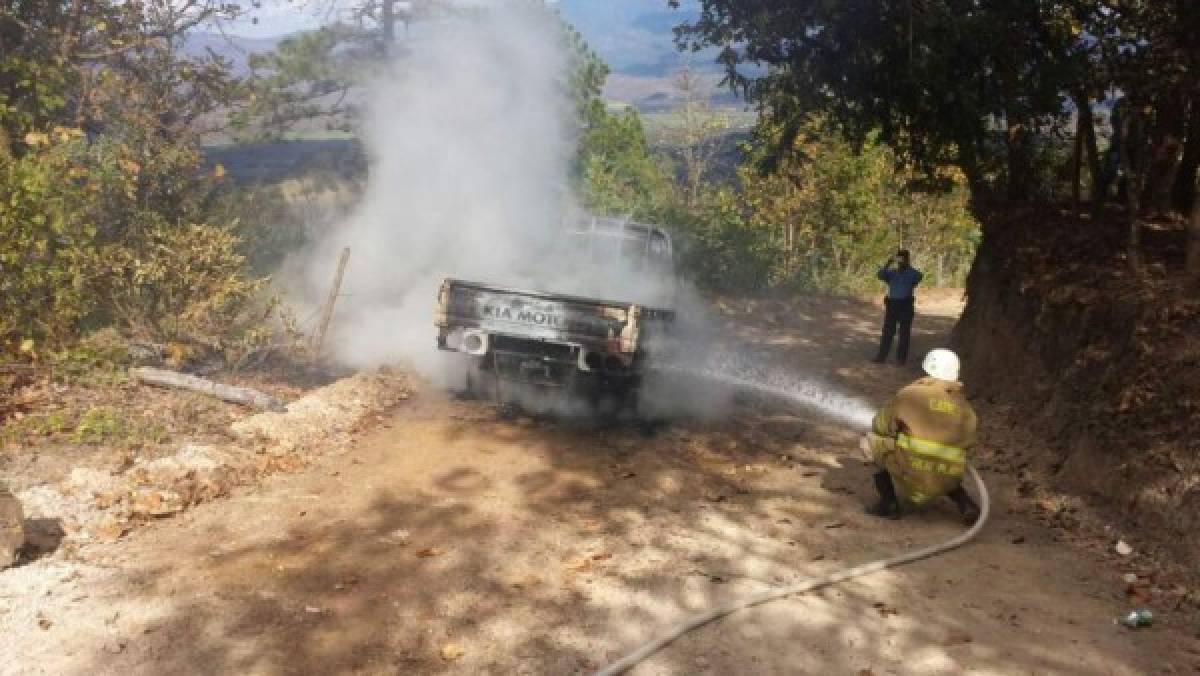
[922, 348, 961, 381]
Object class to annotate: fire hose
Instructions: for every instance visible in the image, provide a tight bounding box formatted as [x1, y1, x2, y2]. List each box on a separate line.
[592, 463, 990, 676]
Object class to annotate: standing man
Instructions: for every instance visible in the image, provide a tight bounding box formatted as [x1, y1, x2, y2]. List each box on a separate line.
[872, 249, 923, 364]
[860, 348, 980, 523]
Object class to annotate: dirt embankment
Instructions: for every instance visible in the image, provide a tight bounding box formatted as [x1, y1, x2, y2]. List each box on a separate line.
[954, 206, 1200, 568]
[2, 365, 409, 555]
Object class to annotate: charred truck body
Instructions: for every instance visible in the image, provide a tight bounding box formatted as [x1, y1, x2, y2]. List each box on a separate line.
[435, 217, 676, 416]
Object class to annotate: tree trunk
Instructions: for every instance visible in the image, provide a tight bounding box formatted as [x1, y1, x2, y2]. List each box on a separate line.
[1073, 91, 1103, 210]
[1120, 107, 1144, 269]
[1172, 97, 1200, 214]
[1142, 91, 1187, 215]
[785, 222, 795, 277]
[382, 0, 396, 53]
[1072, 106, 1084, 212]
[1005, 118, 1030, 202]
[1189, 172, 1200, 281]
[956, 135, 988, 203]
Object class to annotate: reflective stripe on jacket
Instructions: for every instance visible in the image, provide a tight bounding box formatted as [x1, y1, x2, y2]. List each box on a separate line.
[868, 377, 976, 505]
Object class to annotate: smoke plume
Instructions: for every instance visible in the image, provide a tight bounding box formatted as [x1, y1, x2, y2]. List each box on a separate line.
[288, 5, 873, 428]
[300, 6, 578, 382]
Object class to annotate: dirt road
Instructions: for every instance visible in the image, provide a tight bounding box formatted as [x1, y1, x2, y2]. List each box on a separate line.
[3, 294, 1197, 675]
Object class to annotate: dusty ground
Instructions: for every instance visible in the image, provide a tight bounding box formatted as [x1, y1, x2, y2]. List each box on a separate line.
[3, 293, 1199, 675]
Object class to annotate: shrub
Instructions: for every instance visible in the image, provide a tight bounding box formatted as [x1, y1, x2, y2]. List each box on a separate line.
[0, 129, 271, 357]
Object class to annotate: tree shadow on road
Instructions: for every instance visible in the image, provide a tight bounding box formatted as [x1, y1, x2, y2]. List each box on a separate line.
[69, 292, 1184, 675]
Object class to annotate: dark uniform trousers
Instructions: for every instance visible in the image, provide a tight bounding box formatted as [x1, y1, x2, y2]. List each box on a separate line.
[876, 297, 915, 362]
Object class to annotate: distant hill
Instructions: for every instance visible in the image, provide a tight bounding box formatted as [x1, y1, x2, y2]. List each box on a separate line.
[185, 1, 741, 111]
[556, 0, 718, 78]
[181, 32, 280, 75]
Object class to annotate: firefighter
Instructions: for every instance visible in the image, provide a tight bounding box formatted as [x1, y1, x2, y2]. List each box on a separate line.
[860, 348, 980, 523]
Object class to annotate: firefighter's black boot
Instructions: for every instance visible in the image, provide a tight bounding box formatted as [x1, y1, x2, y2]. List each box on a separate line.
[865, 471, 901, 519]
[947, 485, 980, 525]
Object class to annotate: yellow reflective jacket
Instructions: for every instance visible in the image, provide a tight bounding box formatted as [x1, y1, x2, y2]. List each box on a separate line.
[868, 377, 977, 505]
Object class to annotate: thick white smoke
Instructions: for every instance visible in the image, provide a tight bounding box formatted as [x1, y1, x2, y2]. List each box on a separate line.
[290, 5, 874, 428]
[302, 6, 575, 381]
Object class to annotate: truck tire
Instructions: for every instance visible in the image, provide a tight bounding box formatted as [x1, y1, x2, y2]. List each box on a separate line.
[462, 357, 492, 401]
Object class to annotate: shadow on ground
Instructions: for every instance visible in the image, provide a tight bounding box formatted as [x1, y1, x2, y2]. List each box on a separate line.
[66, 294, 1186, 675]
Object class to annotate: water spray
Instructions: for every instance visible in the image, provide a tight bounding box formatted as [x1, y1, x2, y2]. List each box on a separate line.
[653, 355, 876, 429]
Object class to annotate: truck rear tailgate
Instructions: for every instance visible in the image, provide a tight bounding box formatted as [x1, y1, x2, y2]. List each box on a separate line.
[435, 278, 673, 353]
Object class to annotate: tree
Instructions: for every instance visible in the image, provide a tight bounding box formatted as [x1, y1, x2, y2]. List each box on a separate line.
[1190, 171, 1200, 283]
[1, 0, 245, 154]
[673, 114, 978, 294]
[674, 1, 1081, 200]
[234, 24, 369, 139]
[671, 0, 1200, 272]
[661, 65, 730, 207]
[0, 1, 282, 353]
[234, 0, 474, 138]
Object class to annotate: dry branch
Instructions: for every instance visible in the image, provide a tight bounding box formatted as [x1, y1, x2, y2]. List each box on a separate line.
[130, 367, 287, 412]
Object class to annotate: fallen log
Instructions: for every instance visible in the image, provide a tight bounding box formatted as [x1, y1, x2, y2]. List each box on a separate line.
[130, 367, 287, 413]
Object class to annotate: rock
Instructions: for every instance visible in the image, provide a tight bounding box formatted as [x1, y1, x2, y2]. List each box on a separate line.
[104, 638, 126, 654]
[64, 467, 121, 498]
[1115, 540, 1134, 556]
[92, 515, 127, 542]
[128, 488, 183, 517]
[440, 643, 465, 661]
[1, 483, 26, 569]
[943, 630, 973, 646]
[1123, 573, 1139, 584]
[383, 528, 411, 545]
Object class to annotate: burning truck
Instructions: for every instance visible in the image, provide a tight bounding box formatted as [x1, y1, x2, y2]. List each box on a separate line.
[434, 215, 677, 416]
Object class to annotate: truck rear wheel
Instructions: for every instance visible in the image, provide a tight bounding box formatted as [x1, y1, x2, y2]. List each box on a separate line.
[461, 357, 496, 401]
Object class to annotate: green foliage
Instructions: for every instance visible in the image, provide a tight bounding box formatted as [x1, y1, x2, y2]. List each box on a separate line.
[564, 21, 977, 294]
[577, 108, 677, 220]
[0, 130, 95, 343]
[675, 119, 979, 294]
[1, 401, 170, 447]
[0, 411, 71, 445]
[70, 406, 168, 446]
[0, 55, 70, 150]
[234, 25, 369, 140]
[674, 1, 1199, 213]
[0, 0, 278, 361]
[565, 24, 680, 222]
[1, 1, 244, 157]
[677, 188, 776, 292]
[0, 130, 270, 354]
[71, 406, 126, 444]
[102, 222, 264, 344]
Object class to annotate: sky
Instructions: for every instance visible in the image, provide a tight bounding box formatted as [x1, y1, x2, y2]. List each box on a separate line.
[222, 1, 706, 76]
[224, 1, 620, 39]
